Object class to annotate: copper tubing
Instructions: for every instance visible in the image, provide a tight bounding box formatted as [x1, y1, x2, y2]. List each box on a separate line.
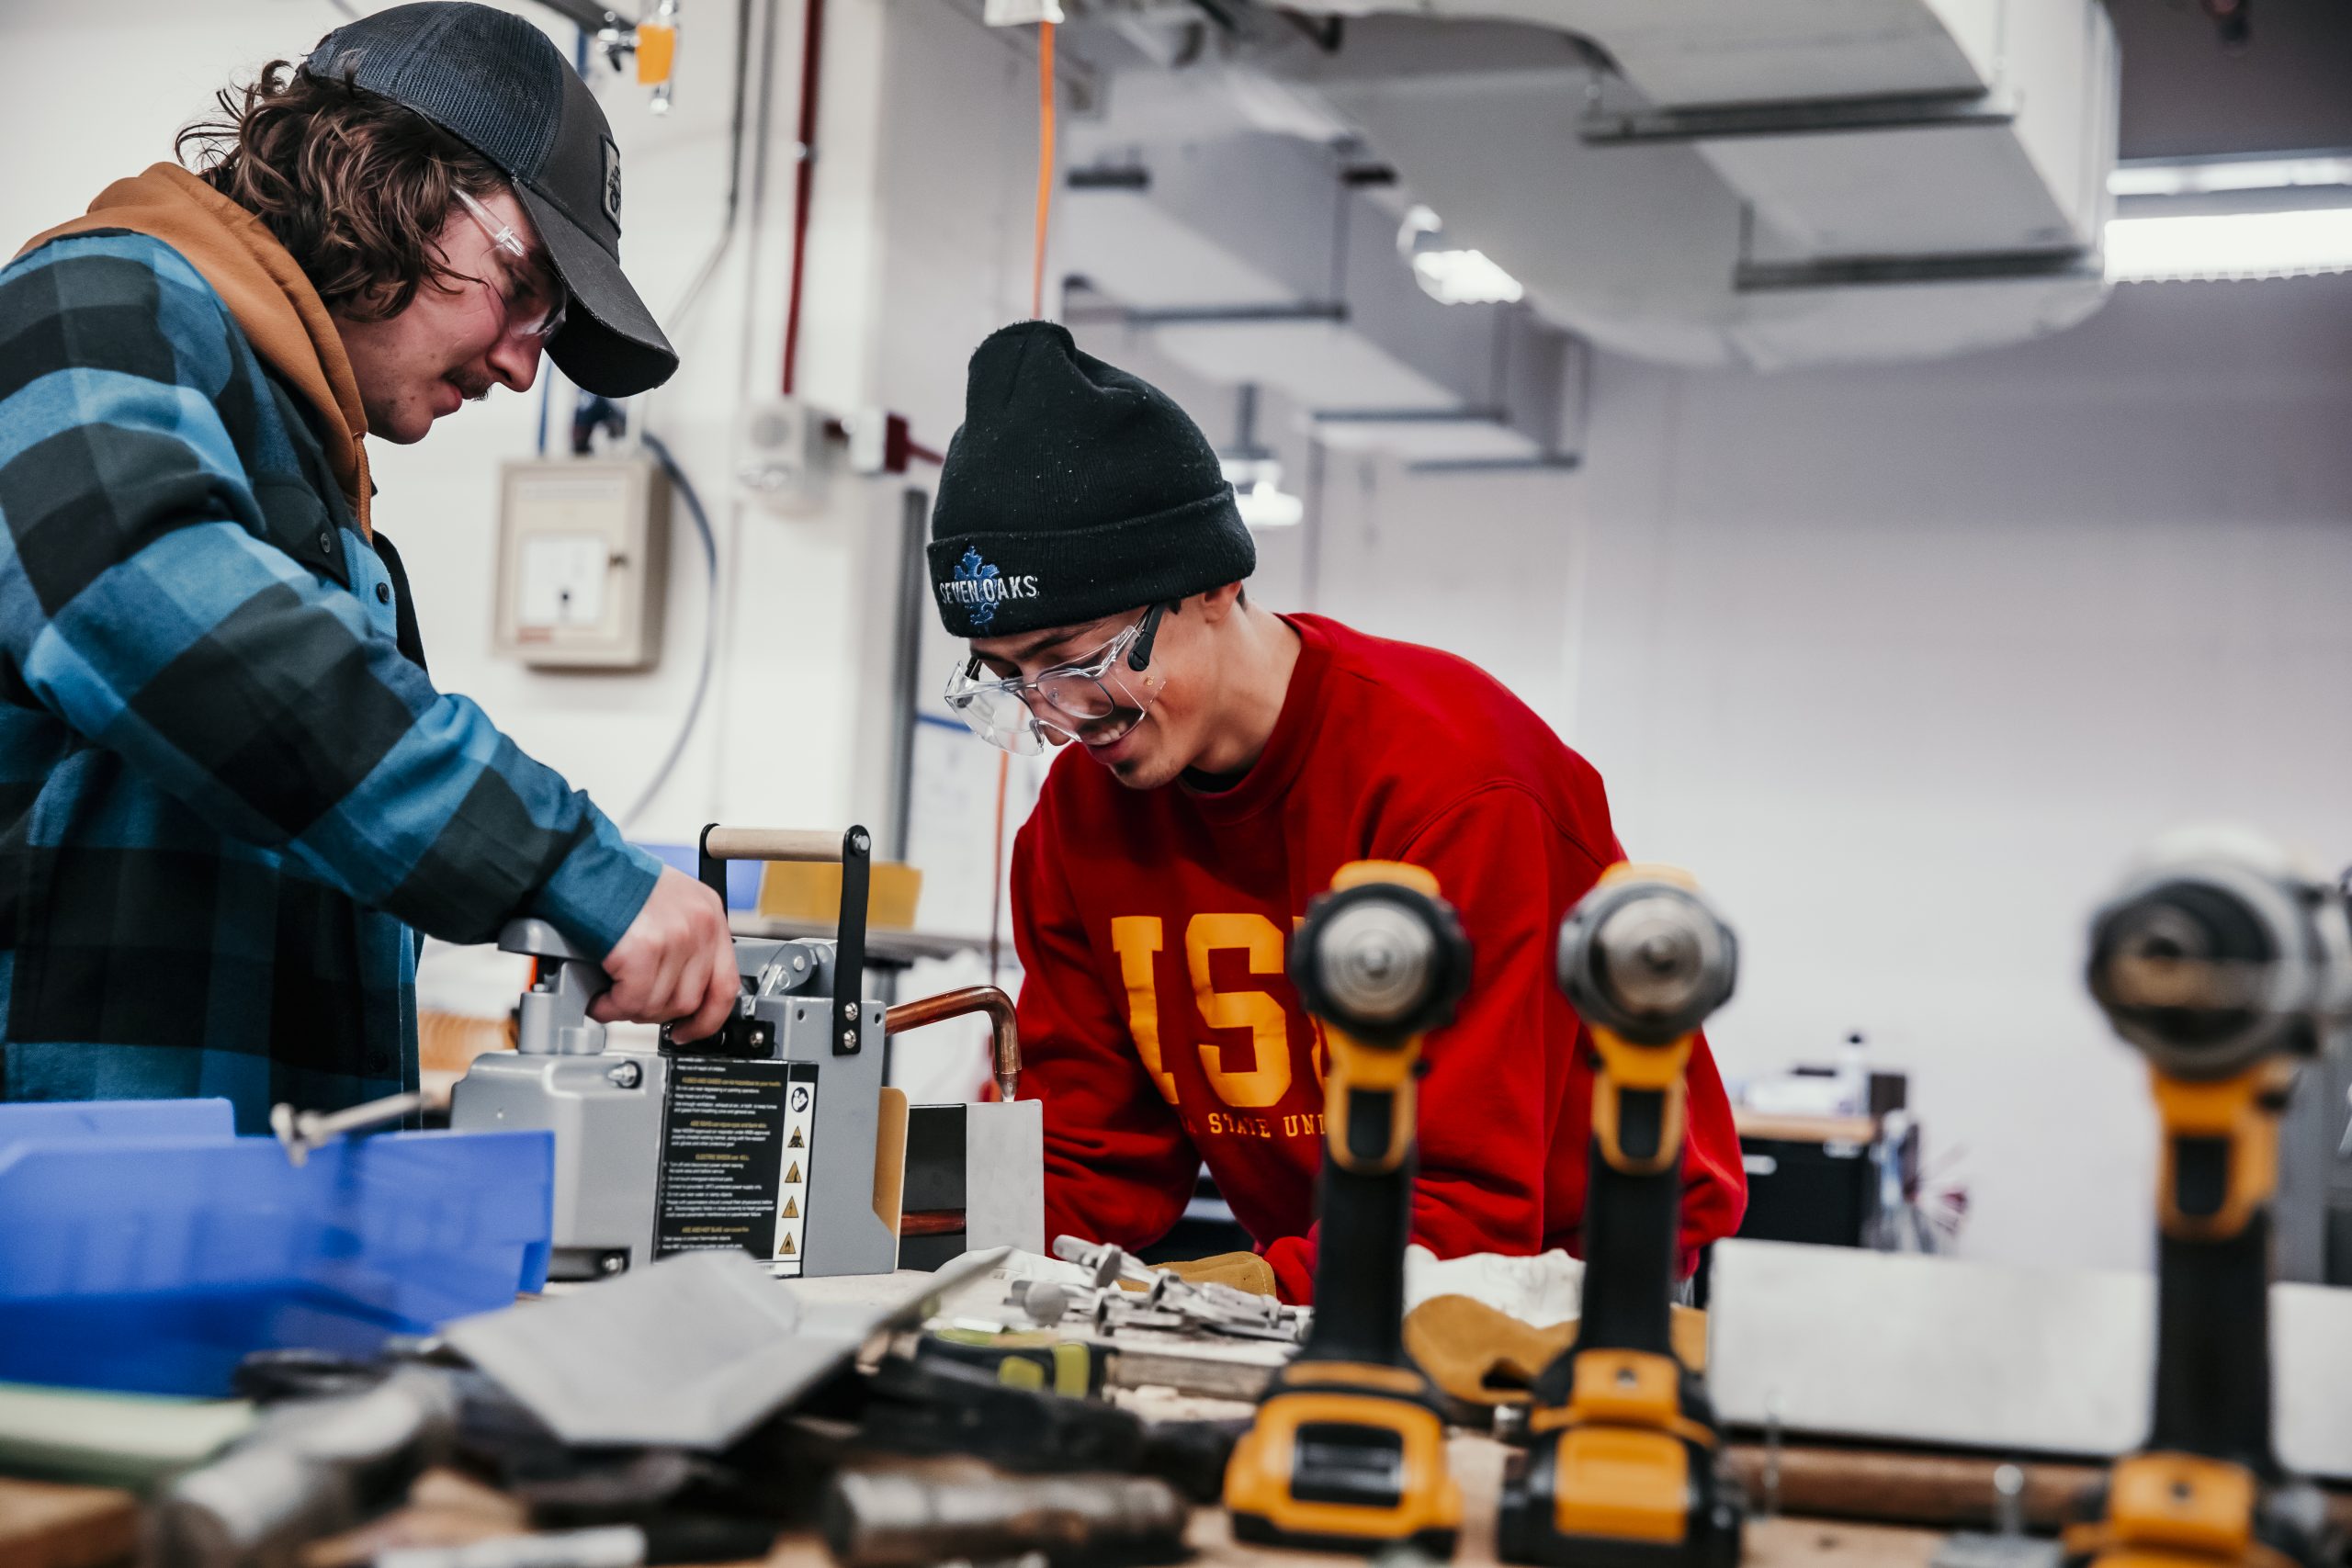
[899, 1211, 967, 1237]
[886, 986, 1020, 1103]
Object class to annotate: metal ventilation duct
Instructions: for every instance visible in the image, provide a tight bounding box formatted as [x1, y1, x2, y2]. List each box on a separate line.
[1272, 0, 2120, 368]
[1059, 130, 1582, 464]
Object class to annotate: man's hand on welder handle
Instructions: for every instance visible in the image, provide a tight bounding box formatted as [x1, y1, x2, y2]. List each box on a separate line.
[591, 865, 739, 1042]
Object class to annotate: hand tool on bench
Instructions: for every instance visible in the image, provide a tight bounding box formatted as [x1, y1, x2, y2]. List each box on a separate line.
[1009, 1237, 1307, 1343]
[2064, 831, 2351, 1568]
[825, 1466, 1191, 1568]
[1499, 865, 1743, 1568]
[1223, 861, 1473, 1557]
[766, 1347, 1240, 1504]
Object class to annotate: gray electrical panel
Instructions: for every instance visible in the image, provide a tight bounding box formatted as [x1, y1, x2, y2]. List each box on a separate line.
[493, 457, 670, 670]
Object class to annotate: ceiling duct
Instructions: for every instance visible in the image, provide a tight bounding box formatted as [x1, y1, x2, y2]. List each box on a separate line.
[1267, 0, 2121, 368]
[1060, 129, 1582, 464]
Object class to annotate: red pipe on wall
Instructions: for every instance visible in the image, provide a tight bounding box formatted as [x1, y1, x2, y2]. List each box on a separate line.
[780, 0, 826, 396]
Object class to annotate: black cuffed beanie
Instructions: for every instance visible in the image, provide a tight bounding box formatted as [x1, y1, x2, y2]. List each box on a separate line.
[928, 321, 1255, 639]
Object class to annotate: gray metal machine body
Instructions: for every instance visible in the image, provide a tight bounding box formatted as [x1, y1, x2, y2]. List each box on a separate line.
[450, 916, 897, 1281]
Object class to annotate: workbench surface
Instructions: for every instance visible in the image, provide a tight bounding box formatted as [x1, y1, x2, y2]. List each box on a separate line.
[0, 1267, 1974, 1568]
[294, 1433, 1950, 1568]
[0, 1448, 1949, 1568]
[1161, 1435, 1943, 1568]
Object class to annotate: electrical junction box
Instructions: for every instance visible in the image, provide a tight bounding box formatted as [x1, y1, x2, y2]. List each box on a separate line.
[494, 457, 670, 670]
[736, 396, 833, 513]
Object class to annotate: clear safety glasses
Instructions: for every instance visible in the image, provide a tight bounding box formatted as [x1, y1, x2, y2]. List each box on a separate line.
[944, 604, 1171, 755]
[452, 187, 569, 344]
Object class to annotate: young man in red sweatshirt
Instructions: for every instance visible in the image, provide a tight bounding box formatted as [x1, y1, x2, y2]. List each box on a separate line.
[931, 321, 1746, 1303]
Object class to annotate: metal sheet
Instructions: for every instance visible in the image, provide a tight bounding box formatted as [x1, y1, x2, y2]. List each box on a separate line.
[1706, 1240, 2352, 1480]
[447, 1248, 1005, 1450]
[964, 1100, 1045, 1256]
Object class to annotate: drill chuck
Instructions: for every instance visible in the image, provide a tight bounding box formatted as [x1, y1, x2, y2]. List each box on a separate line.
[1291, 881, 1471, 1047]
[1316, 901, 1438, 1025]
[2087, 830, 2352, 1080]
[1558, 877, 1738, 1045]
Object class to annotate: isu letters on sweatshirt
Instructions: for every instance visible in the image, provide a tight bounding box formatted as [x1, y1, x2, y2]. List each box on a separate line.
[1010, 614, 1747, 1303]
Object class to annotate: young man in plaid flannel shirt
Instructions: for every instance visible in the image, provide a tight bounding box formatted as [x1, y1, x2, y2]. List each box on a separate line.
[0, 4, 738, 1128]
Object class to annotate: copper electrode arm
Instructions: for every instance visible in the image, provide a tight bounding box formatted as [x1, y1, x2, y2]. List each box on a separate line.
[885, 986, 1020, 1103]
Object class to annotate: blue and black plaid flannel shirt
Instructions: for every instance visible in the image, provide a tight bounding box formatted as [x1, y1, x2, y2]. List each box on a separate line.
[0, 230, 662, 1130]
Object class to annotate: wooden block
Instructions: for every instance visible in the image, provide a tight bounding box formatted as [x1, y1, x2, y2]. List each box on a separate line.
[758, 862, 922, 931]
[0, 1477, 140, 1568]
[418, 1009, 515, 1076]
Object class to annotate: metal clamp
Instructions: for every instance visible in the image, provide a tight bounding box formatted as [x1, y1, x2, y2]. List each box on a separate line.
[1026, 1237, 1308, 1344]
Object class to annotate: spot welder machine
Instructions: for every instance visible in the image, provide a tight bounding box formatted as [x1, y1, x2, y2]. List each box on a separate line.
[1224, 860, 1473, 1557]
[1498, 864, 1743, 1568]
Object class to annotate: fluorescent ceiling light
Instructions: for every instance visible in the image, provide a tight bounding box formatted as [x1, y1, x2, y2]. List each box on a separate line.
[1235, 481, 1306, 528]
[1397, 203, 1524, 306]
[1222, 457, 1304, 528]
[1410, 248, 1526, 306]
[2105, 207, 2352, 283]
[982, 0, 1064, 24]
[2109, 155, 2352, 198]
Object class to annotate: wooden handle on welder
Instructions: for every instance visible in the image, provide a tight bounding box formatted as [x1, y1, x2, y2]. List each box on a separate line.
[704, 827, 849, 863]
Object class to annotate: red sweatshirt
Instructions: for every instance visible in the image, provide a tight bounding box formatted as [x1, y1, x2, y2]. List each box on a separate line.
[1009, 614, 1747, 1303]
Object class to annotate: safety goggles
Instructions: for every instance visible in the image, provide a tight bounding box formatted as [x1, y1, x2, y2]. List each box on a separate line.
[452, 187, 569, 344]
[944, 604, 1171, 755]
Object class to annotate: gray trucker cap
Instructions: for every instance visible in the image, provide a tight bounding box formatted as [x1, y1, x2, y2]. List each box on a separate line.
[308, 1, 678, 397]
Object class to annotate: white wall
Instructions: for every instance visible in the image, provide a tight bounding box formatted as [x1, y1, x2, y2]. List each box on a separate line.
[1253, 272, 2352, 1271]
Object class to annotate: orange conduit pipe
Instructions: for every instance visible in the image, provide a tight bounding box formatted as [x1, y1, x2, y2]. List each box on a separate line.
[1030, 18, 1056, 321]
[989, 17, 1058, 988]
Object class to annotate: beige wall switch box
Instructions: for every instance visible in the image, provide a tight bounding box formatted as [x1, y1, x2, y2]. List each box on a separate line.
[494, 458, 671, 670]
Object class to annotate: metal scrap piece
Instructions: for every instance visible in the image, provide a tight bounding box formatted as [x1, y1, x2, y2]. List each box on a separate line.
[446, 1247, 1007, 1450]
[1031, 1237, 1308, 1345]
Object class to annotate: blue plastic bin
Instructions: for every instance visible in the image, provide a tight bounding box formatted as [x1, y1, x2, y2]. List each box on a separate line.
[639, 841, 763, 909]
[0, 1099, 552, 1395]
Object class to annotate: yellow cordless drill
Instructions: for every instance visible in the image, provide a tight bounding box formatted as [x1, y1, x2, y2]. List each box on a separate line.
[1499, 864, 1742, 1568]
[1225, 861, 1473, 1558]
[2066, 832, 2350, 1568]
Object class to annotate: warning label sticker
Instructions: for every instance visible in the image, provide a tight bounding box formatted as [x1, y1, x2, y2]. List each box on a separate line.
[652, 1057, 798, 1261]
[772, 1069, 818, 1275]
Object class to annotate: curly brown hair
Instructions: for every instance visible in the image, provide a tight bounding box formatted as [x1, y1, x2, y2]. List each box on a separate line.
[176, 61, 505, 321]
